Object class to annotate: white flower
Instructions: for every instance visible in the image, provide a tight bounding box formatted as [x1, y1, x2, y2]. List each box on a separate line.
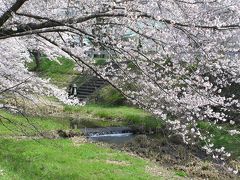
[230, 120, 235, 125]
[228, 167, 233, 172]
[11, 26, 18, 31]
[228, 130, 240, 136]
[225, 152, 231, 157]
[191, 128, 195, 133]
[209, 144, 214, 147]
[233, 170, 238, 174]
[161, 114, 167, 120]
[220, 147, 225, 151]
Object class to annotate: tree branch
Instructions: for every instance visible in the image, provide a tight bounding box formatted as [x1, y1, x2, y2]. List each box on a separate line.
[0, 0, 29, 27]
[0, 11, 239, 39]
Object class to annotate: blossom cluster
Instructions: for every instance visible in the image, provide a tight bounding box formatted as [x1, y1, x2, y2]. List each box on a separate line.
[0, 0, 239, 173]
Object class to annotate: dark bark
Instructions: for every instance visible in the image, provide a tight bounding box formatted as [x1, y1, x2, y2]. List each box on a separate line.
[31, 49, 41, 71]
[0, 11, 239, 40]
[0, 0, 29, 27]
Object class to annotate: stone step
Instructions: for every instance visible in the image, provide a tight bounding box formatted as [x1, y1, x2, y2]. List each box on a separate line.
[81, 84, 102, 88]
[77, 88, 95, 93]
[77, 91, 93, 95]
[73, 76, 107, 100]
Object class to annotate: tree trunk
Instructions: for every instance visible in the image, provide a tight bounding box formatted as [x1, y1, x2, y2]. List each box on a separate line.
[32, 50, 41, 71]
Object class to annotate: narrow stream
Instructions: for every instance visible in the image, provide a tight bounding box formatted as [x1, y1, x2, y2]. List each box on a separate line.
[89, 133, 135, 144]
[81, 127, 136, 144]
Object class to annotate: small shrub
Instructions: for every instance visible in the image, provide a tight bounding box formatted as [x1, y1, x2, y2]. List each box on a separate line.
[175, 170, 188, 177]
[97, 85, 126, 105]
[94, 58, 107, 66]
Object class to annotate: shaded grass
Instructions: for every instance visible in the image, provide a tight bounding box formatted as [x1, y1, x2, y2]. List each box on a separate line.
[71, 117, 124, 128]
[94, 58, 107, 66]
[175, 170, 188, 177]
[96, 85, 126, 105]
[198, 121, 240, 159]
[27, 57, 79, 88]
[0, 139, 175, 180]
[0, 110, 69, 136]
[64, 104, 163, 129]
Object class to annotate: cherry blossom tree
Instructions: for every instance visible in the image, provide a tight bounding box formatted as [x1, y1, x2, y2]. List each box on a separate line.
[0, 0, 239, 173]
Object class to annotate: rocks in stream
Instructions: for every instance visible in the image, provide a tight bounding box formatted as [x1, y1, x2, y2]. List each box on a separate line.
[40, 130, 83, 139]
[57, 130, 82, 138]
[80, 127, 133, 136]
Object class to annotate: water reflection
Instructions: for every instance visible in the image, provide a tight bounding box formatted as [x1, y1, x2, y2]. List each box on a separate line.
[89, 133, 135, 144]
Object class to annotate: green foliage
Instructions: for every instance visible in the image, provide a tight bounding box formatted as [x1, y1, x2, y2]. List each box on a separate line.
[197, 121, 240, 159]
[0, 139, 169, 179]
[122, 82, 139, 92]
[27, 57, 79, 88]
[97, 86, 126, 105]
[175, 170, 188, 177]
[163, 57, 173, 67]
[94, 58, 107, 66]
[0, 110, 69, 136]
[127, 61, 140, 73]
[186, 63, 198, 74]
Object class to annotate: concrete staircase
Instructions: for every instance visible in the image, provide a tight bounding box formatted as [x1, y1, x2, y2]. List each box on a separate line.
[77, 76, 106, 101]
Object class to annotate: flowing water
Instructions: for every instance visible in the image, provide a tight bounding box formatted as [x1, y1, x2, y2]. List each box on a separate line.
[81, 127, 135, 144]
[89, 133, 135, 144]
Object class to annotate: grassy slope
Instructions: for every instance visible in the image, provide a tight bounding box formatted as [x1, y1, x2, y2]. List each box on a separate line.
[0, 110, 69, 136]
[27, 57, 80, 88]
[0, 110, 180, 179]
[0, 139, 181, 180]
